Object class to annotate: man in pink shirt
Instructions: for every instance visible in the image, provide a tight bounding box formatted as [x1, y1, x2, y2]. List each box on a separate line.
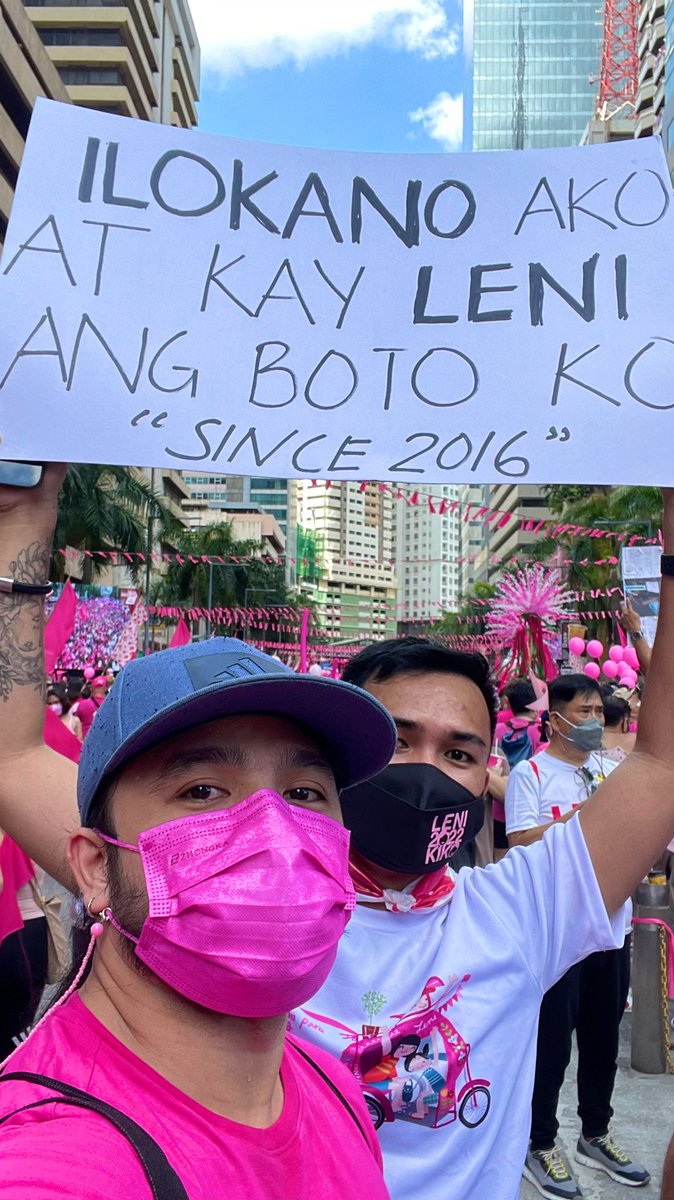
[0, 465, 394, 1200]
[73, 674, 107, 738]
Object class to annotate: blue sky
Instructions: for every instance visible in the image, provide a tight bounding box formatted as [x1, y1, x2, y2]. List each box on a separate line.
[190, 1, 469, 154]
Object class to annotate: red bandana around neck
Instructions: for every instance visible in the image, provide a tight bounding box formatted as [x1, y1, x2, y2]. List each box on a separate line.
[349, 851, 456, 913]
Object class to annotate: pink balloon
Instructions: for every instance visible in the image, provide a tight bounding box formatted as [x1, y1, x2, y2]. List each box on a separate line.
[602, 660, 619, 679]
[622, 671, 638, 689]
[618, 660, 633, 678]
[584, 662, 601, 680]
[586, 640, 604, 659]
[608, 645, 624, 663]
[83, 666, 95, 680]
[624, 647, 640, 671]
[568, 637, 585, 656]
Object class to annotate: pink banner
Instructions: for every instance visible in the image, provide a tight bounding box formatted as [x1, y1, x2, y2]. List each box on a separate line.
[44, 580, 77, 675]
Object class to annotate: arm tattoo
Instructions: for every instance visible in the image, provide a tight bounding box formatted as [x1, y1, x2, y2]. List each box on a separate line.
[0, 542, 51, 701]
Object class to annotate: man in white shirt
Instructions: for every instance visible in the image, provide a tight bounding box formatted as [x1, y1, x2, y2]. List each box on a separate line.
[506, 675, 647, 1199]
[2, 475, 674, 1200]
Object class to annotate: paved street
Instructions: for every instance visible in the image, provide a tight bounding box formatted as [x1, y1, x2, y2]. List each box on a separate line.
[521, 1014, 673, 1200]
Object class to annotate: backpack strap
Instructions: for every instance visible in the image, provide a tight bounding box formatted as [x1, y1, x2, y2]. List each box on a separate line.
[0, 1072, 188, 1200]
[289, 1041, 369, 1144]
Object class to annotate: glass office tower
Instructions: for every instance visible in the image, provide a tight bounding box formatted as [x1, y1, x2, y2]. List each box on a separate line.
[470, 1, 601, 150]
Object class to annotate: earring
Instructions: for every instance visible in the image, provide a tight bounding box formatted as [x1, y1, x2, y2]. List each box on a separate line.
[87, 896, 109, 940]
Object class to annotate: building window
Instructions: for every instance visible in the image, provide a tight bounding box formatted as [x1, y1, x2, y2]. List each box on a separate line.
[58, 67, 124, 85]
[40, 27, 123, 45]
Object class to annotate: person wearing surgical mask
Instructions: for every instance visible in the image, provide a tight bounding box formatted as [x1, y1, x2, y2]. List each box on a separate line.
[506, 675, 646, 1198]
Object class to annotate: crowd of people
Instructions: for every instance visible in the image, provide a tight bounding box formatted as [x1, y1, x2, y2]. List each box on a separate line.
[0, 465, 672, 1200]
[47, 595, 130, 673]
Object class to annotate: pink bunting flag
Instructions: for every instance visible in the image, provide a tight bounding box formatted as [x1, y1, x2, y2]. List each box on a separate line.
[169, 617, 192, 648]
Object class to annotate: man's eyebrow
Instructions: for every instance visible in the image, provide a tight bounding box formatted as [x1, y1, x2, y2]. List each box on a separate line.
[152, 743, 334, 781]
[392, 718, 487, 751]
[157, 745, 249, 778]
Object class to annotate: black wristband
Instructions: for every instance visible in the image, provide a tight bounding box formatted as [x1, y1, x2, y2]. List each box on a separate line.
[661, 555, 674, 577]
[0, 577, 52, 596]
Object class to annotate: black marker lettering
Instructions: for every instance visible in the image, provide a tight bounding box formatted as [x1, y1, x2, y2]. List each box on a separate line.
[615, 254, 628, 321]
[614, 170, 670, 227]
[200, 249, 255, 316]
[529, 254, 598, 327]
[424, 180, 476, 239]
[514, 177, 565, 235]
[373, 347, 406, 412]
[150, 150, 225, 217]
[255, 260, 315, 324]
[83, 220, 151, 297]
[550, 342, 620, 408]
[282, 173, 343, 242]
[305, 351, 358, 410]
[165, 419, 222, 461]
[66, 314, 149, 394]
[226, 426, 300, 466]
[413, 267, 459, 325]
[248, 342, 297, 408]
[328, 436, 372, 472]
[292, 435, 328, 473]
[230, 160, 280, 233]
[78, 137, 100, 203]
[148, 331, 198, 397]
[567, 178, 616, 232]
[624, 338, 674, 409]
[467, 264, 515, 323]
[0, 307, 67, 388]
[411, 347, 479, 407]
[103, 143, 148, 210]
[351, 177, 421, 248]
[313, 261, 365, 329]
[2, 215, 76, 285]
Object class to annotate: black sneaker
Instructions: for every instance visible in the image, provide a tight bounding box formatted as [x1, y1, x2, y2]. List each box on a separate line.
[523, 1146, 583, 1199]
[575, 1133, 650, 1187]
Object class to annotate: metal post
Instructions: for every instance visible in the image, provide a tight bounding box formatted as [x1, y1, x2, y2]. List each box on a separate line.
[631, 876, 670, 1074]
[143, 467, 155, 655]
[206, 561, 214, 638]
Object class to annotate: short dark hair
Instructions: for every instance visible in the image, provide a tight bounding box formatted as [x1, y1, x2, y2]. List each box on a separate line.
[342, 637, 498, 736]
[601, 686, 630, 729]
[503, 678, 536, 715]
[548, 673, 602, 710]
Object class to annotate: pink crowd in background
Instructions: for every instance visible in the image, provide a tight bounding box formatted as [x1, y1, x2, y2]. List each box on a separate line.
[48, 595, 130, 671]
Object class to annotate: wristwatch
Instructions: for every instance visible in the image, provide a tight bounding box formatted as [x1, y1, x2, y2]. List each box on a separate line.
[632, 631, 643, 641]
[661, 555, 674, 576]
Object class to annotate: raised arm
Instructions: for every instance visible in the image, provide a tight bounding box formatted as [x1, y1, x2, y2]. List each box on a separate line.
[0, 466, 79, 889]
[618, 598, 652, 676]
[580, 489, 674, 914]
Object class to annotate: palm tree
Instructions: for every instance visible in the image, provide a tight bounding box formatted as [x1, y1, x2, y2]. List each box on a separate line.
[54, 465, 171, 582]
[155, 523, 271, 610]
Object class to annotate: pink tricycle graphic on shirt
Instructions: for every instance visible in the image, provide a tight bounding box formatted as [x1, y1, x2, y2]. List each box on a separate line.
[302, 975, 491, 1131]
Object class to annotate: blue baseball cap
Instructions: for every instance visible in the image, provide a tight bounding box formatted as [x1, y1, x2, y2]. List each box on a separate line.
[77, 638, 396, 822]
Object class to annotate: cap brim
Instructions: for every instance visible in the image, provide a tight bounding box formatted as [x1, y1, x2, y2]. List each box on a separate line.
[101, 674, 395, 793]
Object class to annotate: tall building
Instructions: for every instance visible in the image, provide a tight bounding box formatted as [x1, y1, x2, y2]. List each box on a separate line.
[458, 484, 491, 593]
[395, 487, 461, 631]
[24, 0, 199, 126]
[296, 482, 396, 642]
[635, 0, 666, 140]
[182, 474, 298, 583]
[0, 0, 69, 249]
[469, 1, 601, 150]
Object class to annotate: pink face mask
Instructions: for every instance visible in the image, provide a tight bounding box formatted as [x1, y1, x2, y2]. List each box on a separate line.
[97, 790, 355, 1018]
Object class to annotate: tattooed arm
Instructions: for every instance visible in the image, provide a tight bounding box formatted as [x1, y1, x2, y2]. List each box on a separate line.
[0, 466, 79, 889]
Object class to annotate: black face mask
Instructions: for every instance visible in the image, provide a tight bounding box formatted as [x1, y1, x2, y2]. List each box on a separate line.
[340, 763, 485, 876]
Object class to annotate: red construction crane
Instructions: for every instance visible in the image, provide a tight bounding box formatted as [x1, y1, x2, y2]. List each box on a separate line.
[597, 0, 639, 120]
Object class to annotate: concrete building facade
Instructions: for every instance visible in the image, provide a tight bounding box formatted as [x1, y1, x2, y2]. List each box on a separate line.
[635, 0, 666, 139]
[24, 0, 199, 126]
[395, 486, 461, 631]
[296, 481, 397, 642]
[0, 0, 69, 248]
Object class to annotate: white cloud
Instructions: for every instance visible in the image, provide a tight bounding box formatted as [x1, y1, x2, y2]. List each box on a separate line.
[189, 1, 460, 78]
[409, 91, 463, 149]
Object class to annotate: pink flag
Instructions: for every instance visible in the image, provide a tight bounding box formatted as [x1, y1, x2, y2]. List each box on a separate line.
[44, 705, 81, 764]
[170, 617, 191, 648]
[44, 580, 77, 675]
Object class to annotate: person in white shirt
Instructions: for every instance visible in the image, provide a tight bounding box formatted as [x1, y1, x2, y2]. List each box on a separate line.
[506, 675, 648, 1199]
[2, 475, 674, 1200]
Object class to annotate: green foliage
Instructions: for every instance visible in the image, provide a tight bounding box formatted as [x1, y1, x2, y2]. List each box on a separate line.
[54, 465, 171, 582]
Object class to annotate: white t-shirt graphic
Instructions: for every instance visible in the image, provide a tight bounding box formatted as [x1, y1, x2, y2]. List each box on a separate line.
[290, 820, 625, 1200]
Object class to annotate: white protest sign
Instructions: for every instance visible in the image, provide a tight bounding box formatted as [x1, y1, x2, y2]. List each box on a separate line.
[1, 99, 674, 484]
[621, 545, 661, 645]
